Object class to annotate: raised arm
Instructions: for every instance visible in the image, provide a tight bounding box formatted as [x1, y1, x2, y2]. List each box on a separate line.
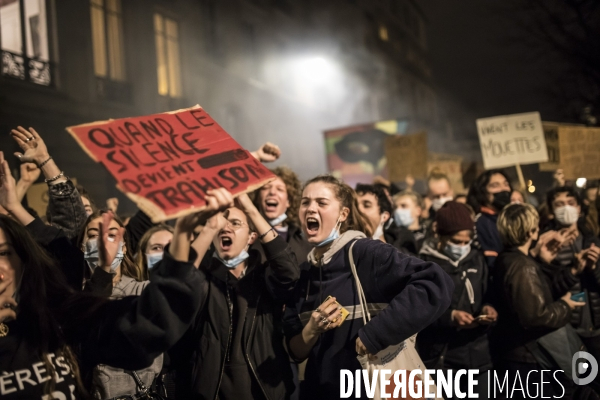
[11, 127, 87, 239]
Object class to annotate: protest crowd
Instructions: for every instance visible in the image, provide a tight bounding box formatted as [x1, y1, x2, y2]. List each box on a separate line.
[1, 119, 600, 400]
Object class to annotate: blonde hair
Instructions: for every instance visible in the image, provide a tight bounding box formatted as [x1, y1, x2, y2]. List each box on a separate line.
[497, 203, 539, 247]
[393, 190, 424, 210]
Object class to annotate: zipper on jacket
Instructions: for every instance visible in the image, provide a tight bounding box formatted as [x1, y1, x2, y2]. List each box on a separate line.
[245, 291, 270, 400]
[214, 280, 234, 400]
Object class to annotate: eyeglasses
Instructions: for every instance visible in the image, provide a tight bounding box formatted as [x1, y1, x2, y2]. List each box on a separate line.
[225, 219, 248, 231]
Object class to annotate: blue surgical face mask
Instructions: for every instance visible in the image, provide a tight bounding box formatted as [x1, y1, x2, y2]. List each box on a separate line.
[268, 213, 288, 227]
[316, 217, 341, 248]
[443, 241, 471, 261]
[84, 239, 124, 272]
[213, 250, 250, 269]
[146, 252, 164, 270]
[394, 208, 414, 228]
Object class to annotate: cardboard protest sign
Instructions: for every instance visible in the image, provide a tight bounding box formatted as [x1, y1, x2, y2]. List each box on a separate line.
[557, 126, 600, 180]
[67, 106, 275, 222]
[476, 112, 548, 169]
[385, 132, 428, 181]
[538, 122, 561, 172]
[428, 153, 465, 194]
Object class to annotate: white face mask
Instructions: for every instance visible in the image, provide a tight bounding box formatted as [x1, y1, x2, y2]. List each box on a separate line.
[372, 215, 387, 240]
[554, 205, 579, 226]
[432, 196, 453, 212]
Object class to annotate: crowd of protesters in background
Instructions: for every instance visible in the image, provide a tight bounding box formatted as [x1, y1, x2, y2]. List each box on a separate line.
[1, 125, 600, 400]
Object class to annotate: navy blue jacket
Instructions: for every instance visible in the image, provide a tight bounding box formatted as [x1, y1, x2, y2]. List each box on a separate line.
[283, 235, 453, 400]
[475, 208, 502, 269]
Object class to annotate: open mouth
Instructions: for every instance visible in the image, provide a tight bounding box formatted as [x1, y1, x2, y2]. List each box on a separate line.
[220, 236, 233, 251]
[265, 199, 279, 212]
[306, 217, 320, 234]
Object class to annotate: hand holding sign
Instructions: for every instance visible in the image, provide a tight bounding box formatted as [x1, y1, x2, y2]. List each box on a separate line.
[67, 106, 276, 222]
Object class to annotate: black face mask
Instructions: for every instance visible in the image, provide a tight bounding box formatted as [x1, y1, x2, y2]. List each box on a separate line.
[492, 191, 511, 210]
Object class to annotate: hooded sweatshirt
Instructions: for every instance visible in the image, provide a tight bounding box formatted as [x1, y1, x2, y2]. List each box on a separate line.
[284, 230, 454, 400]
[417, 242, 492, 370]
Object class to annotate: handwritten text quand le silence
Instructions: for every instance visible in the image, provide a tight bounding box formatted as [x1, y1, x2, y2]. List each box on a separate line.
[75, 108, 270, 211]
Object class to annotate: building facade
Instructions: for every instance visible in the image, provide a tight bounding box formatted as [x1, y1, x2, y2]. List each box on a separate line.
[0, 0, 478, 213]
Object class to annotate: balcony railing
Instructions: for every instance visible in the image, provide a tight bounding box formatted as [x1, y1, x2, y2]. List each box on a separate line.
[1, 50, 52, 87]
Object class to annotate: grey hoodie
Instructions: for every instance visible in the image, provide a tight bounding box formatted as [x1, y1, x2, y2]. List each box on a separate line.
[92, 278, 164, 399]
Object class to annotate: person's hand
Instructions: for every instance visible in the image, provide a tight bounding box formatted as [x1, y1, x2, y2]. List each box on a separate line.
[251, 142, 281, 163]
[560, 226, 578, 247]
[532, 231, 563, 264]
[97, 211, 125, 271]
[304, 296, 344, 337]
[356, 337, 376, 360]
[234, 192, 257, 214]
[175, 188, 234, 233]
[479, 305, 498, 325]
[554, 169, 565, 187]
[0, 277, 17, 325]
[0, 152, 21, 213]
[586, 244, 600, 270]
[373, 175, 391, 188]
[10, 127, 50, 166]
[562, 292, 585, 310]
[106, 197, 119, 213]
[451, 310, 479, 329]
[202, 212, 228, 236]
[18, 163, 40, 185]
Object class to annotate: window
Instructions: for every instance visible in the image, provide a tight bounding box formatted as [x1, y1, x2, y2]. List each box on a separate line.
[378, 25, 389, 42]
[90, 0, 125, 81]
[0, 0, 51, 85]
[154, 13, 181, 98]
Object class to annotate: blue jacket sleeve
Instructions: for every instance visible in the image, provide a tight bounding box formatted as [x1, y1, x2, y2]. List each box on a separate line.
[356, 240, 454, 354]
[475, 216, 502, 269]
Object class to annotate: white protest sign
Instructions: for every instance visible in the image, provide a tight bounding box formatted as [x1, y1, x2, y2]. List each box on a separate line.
[476, 112, 548, 169]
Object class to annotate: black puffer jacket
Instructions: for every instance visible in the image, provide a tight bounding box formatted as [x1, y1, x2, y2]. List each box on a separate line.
[169, 237, 299, 400]
[417, 243, 492, 370]
[491, 248, 572, 363]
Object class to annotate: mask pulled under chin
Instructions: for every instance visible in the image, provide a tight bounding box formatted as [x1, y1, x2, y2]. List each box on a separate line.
[316, 218, 341, 247]
[213, 250, 250, 269]
[84, 239, 124, 272]
[268, 213, 288, 227]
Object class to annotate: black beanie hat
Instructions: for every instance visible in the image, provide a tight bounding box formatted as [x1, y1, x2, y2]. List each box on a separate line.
[436, 201, 474, 236]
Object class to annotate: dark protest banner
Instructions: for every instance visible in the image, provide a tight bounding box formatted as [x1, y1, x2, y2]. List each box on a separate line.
[476, 112, 548, 170]
[385, 132, 428, 181]
[557, 126, 600, 180]
[67, 105, 276, 222]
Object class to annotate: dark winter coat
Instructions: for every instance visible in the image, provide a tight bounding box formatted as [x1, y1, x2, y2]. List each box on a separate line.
[417, 243, 493, 370]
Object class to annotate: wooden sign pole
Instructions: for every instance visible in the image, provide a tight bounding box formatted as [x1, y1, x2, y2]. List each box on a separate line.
[515, 164, 526, 191]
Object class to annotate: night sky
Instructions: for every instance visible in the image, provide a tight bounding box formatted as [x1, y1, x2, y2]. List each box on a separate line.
[420, 0, 565, 123]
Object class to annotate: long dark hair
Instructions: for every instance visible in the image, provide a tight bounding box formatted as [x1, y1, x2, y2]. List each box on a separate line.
[303, 175, 373, 237]
[77, 210, 140, 281]
[0, 215, 102, 396]
[467, 170, 512, 213]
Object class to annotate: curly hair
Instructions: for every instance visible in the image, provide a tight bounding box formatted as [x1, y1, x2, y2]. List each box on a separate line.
[254, 166, 303, 226]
